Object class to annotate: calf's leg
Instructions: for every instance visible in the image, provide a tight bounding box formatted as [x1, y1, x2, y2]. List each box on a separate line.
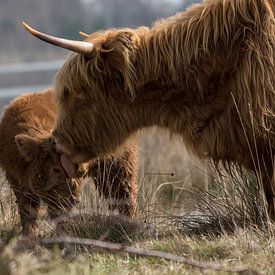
[12, 188, 42, 237]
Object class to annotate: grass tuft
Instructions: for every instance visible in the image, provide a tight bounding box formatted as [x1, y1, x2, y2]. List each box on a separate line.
[173, 168, 271, 236]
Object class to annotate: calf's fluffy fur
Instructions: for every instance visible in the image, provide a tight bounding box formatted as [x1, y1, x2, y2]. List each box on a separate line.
[0, 89, 137, 236]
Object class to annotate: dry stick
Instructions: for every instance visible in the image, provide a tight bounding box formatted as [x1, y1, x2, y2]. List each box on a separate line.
[39, 236, 257, 273]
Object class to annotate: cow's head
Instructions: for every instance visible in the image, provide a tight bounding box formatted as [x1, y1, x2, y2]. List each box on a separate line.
[23, 23, 145, 163]
[15, 134, 88, 218]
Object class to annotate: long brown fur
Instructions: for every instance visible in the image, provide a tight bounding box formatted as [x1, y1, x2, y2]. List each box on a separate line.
[0, 89, 137, 236]
[51, 0, 275, 219]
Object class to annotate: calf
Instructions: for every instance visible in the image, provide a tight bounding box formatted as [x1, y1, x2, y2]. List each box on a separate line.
[0, 89, 137, 236]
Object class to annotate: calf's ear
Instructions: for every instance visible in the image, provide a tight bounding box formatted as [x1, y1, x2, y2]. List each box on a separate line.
[15, 134, 41, 161]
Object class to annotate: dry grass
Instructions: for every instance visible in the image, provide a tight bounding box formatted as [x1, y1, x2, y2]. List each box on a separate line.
[172, 170, 270, 236]
[0, 128, 274, 274]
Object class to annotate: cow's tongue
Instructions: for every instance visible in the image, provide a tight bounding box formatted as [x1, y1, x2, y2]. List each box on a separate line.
[61, 154, 77, 178]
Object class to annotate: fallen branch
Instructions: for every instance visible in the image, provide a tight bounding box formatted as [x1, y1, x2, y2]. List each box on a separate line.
[39, 236, 258, 273]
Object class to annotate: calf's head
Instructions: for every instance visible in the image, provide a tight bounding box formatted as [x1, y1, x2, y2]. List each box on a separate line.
[15, 134, 88, 218]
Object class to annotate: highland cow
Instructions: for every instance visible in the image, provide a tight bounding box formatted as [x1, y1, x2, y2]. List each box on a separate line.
[23, 0, 275, 220]
[0, 89, 137, 236]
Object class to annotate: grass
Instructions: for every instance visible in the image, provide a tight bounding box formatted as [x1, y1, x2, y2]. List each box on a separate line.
[0, 128, 275, 274]
[1, 229, 274, 274]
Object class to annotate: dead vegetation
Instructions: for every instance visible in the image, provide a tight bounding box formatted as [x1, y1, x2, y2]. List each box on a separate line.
[173, 169, 270, 236]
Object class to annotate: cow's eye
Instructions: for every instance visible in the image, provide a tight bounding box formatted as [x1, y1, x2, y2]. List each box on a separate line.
[63, 88, 70, 99]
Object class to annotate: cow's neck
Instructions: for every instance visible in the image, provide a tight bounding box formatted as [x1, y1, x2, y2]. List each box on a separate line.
[129, 83, 188, 136]
[131, 24, 234, 135]
[131, 56, 190, 133]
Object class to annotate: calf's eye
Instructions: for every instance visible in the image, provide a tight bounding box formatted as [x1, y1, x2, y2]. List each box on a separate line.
[53, 168, 61, 173]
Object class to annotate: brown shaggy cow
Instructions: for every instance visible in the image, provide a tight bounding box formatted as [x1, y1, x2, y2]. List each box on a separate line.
[23, 0, 275, 220]
[0, 89, 137, 236]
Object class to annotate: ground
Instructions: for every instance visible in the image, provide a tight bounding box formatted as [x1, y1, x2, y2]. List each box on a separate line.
[0, 129, 274, 274]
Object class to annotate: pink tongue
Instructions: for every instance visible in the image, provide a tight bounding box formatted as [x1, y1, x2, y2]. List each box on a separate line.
[61, 154, 77, 178]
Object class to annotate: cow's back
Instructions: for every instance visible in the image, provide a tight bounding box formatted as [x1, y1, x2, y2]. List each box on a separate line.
[0, 89, 57, 173]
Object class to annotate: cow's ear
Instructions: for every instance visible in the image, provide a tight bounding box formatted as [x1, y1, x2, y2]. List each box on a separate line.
[100, 31, 140, 98]
[15, 134, 41, 161]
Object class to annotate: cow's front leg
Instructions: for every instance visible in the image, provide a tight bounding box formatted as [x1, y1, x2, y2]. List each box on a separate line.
[89, 144, 138, 218]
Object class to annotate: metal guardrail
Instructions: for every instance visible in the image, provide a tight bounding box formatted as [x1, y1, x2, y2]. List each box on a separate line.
[0, 60, 65, 99]
[0, 60, 64, 74]
[0, 84, 49, 98]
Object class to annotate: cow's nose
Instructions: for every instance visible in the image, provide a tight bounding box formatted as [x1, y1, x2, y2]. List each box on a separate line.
[53, 137, 68, 155]
[52, 130, 58, 141]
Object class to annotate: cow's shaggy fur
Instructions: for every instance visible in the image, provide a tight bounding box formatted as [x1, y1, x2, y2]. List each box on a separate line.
[51, 0, 275, 219]
[0, 89, 137, 236]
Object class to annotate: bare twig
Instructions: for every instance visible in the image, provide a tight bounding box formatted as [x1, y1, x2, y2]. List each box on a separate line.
[39, 236, 258, 273]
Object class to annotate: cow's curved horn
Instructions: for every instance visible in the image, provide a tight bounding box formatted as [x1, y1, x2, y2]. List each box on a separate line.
[79, 31, 90, 38]
[22, 22, 94, 55]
